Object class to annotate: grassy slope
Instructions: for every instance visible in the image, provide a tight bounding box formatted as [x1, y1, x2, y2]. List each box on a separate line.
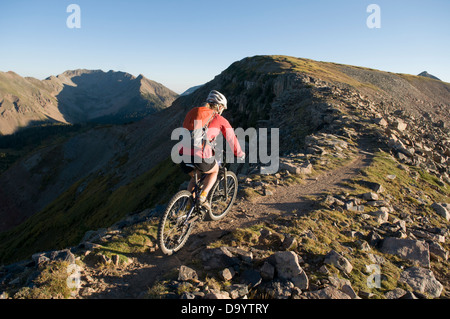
[0, 72, 57, 113]
[257, 55, 382, 89]
[0, 157, 187, 264]
[207, 151, 450, 298]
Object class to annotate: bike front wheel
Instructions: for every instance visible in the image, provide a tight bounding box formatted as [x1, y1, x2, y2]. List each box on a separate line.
[158, 190, 196, 255]
[207, 171, 238, 221]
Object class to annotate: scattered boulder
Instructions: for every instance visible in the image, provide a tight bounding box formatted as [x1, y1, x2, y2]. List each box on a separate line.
[394, 119, 408, 132]
[324, 195, 345, 206]
[368, 210, 389, 224]
[360, 181, 385, 193]
[227, 284, 248, 299]
[323, 250, 353, 274]
[328, 275, 360, 299]
[384, 288, 407, 299]
[31, 249, 76, 266]
[281, 235, 298, 251]
[240, 269, 262, 288]
[380, 238, 430, 268]
[299, 163, 313, 175]
[265, 280, 295, 299]
[304, 286, 351, 299]
[204, 290, 231, 299]
[273, 251, 309, 290]
[431, 203, 450, 221]
[279, 160, 312, 175]
[260, 262, 275, 281]
[372, 183, 385, 193]
[428, 241, 449, 261]
[219, 267, 235, 281]
[362, 192, 379, 201]
[374, 117, 388, 127]
[398, 267, 443, 298]
[178, 265, 198, 282]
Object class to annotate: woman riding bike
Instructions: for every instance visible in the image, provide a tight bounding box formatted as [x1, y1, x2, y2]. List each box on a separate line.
[179, 90, 245, 213]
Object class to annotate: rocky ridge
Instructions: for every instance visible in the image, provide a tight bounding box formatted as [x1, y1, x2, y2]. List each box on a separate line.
[0, 69, 178, 134]
[418, 71, 441, 81]
[1, 64, 448, 300]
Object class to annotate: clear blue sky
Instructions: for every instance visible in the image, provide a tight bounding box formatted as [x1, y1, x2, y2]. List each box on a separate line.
[0, 0, 449, 93]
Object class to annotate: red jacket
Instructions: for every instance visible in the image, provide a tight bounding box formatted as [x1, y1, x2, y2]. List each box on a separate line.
[180, 106, 244, 159]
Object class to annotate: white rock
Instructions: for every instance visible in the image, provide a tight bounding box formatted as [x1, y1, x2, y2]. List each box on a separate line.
[380, 238, 430, 268]
[274, 251, 309, 289]
[399, 267, 443, 298]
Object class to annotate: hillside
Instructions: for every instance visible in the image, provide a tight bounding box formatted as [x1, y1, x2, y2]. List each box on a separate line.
[0, 71, 63, 135]
[0, 69, 178, 135]
[0, 55, 449, 300]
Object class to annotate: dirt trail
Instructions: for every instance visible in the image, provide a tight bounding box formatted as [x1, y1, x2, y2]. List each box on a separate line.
[82, 150, 373, 299]
[191, 151, 372, 248]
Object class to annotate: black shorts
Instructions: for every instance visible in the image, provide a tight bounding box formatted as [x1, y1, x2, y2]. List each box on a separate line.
[180, 155, 217, 174]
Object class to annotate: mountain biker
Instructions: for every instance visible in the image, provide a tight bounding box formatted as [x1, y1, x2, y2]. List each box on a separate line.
[179, 90, 245, 212]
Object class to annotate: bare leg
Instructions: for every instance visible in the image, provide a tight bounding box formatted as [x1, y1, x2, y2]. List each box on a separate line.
[186, 163, 219, 198]
[201, 162, 219, 196]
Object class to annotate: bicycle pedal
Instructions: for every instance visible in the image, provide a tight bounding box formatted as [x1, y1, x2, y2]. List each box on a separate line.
[198, 208, 208, 221]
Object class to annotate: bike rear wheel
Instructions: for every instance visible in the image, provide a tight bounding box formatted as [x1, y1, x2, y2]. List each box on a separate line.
[158, 190, 197, 255]
[207, 171, 238, 221]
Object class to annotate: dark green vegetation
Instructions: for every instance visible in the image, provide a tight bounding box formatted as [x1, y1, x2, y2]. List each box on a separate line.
[0, 123, 85, 174]
[0, 157, 186, 263]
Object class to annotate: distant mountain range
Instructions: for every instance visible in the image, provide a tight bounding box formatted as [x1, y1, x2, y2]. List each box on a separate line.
[0, 69, 178, 135]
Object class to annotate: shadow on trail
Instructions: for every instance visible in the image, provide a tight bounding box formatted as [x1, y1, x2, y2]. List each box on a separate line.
[256, 197, 316, 217]
[85, 136, 381, 299]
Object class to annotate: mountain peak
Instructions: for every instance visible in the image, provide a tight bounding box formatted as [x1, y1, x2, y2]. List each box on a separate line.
[0, 68, 178, 134]
[61, 69, 103, 77]
[418, 71, 441, 81]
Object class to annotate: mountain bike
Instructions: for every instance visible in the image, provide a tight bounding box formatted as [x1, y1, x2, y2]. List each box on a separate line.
[157, 157, 238, 255]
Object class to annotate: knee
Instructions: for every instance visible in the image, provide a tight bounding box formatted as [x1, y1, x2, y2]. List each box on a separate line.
[204, 162, 218, 174]
[211, 163, 219, 174]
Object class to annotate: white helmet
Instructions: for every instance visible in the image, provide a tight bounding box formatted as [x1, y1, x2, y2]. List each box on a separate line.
[206, 90, 227, 109]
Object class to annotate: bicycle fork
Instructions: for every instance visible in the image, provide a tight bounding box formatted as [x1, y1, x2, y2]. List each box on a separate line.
[223, 167, 228, 201]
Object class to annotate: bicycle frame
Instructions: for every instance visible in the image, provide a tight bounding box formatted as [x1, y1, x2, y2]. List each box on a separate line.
[180, 171, 205, 226]
[186, 161, 230, 221]
[158, 155, 237, 255]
